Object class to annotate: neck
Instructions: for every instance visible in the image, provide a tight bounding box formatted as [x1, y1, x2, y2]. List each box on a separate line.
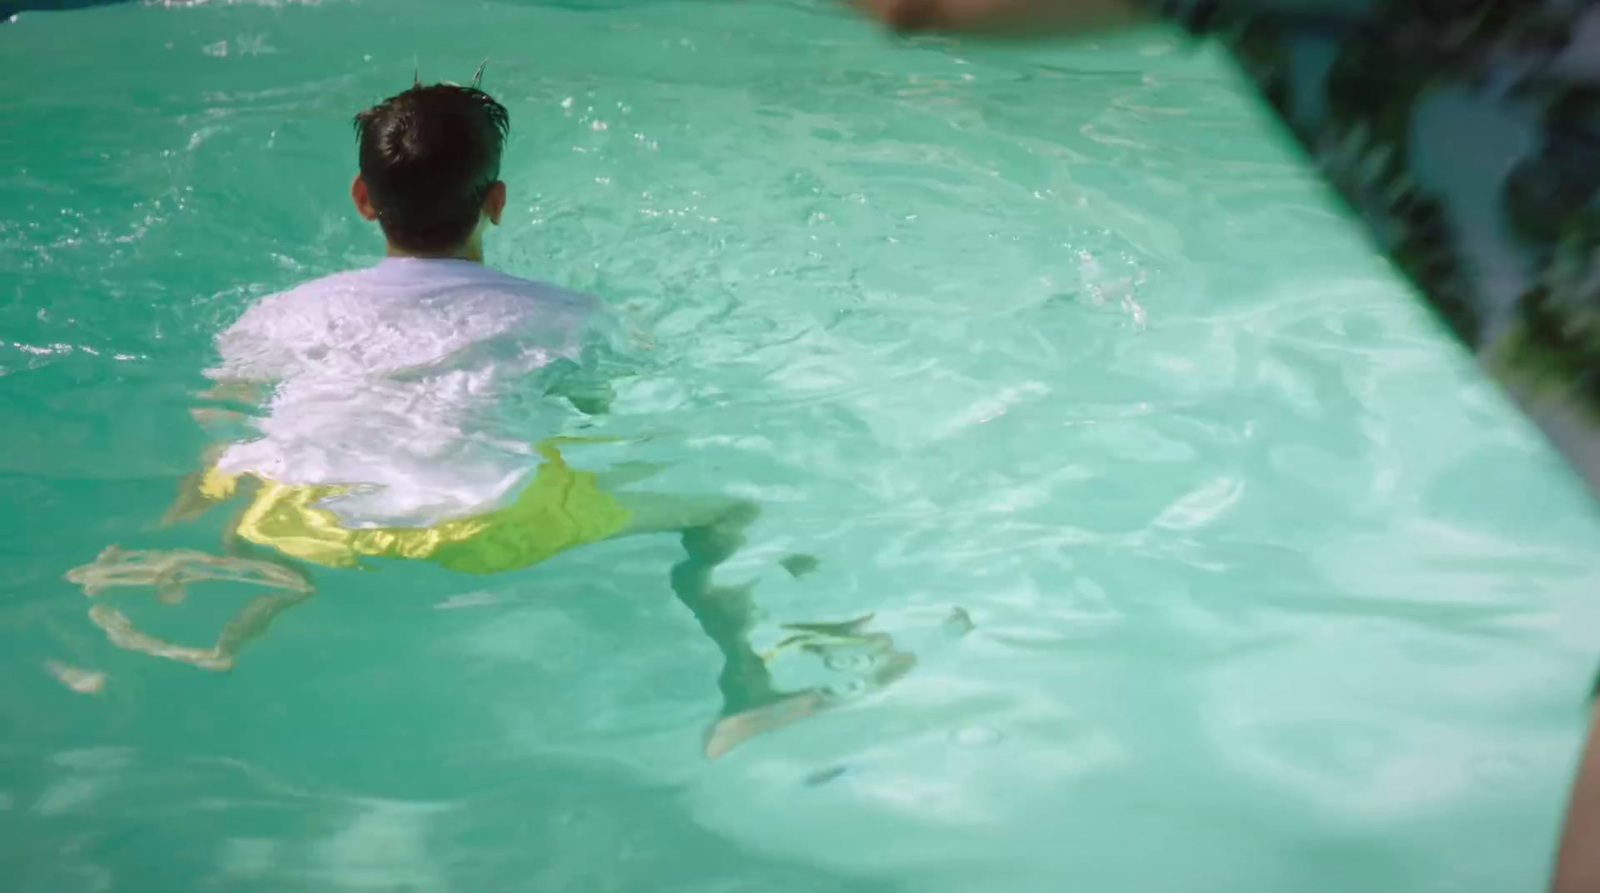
[384, 240, 484, 264]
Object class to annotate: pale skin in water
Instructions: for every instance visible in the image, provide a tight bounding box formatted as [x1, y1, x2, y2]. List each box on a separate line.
[839, 0, 1600, 889]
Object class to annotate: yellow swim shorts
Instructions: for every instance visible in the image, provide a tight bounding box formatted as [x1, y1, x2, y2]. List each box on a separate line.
[200, 442, 632, 575]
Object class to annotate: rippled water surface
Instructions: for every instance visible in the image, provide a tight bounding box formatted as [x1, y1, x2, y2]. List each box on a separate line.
[6, 1, 1600, 891]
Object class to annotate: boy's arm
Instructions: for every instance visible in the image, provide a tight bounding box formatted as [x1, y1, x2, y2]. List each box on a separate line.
[541, 299, 642, 416]
[162, 377, 271, 525]
[197, 379, 268, 406]
[161, 440, 237, 526]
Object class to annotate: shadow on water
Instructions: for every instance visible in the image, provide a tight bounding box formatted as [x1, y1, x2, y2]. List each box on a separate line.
[2, 0, 136, 18]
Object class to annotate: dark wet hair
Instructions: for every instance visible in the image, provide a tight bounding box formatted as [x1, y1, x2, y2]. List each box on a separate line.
[353, 83, 510, 254]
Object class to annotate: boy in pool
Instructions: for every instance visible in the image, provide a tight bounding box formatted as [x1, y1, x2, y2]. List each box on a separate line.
[71, 74, 911, 757]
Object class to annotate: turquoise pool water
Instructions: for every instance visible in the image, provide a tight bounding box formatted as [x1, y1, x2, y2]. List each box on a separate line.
[6, 1, 1600, 890]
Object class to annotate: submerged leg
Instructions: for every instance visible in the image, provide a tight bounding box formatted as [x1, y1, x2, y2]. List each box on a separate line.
[73, 530, 315, 672]
[668, 504, 841, 757]
[612, 493, 907, 757]
[86, 573, 313, 673]
[207, 532, 317, 670]
[617, 495, 785, 709]
[613, 494, 812, 750]
[667, 503, 784, 712]
[207, 584, 316, 670]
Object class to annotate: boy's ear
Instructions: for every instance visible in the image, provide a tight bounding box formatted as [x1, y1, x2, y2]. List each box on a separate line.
[484, 181, 507, 226]
[351, 174, 379, 221]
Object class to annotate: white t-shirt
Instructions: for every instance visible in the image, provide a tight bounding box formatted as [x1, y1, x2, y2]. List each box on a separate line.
[206, 257, 609, 528]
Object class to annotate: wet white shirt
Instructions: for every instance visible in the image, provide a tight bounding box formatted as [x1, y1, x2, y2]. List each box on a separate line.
[206, 257, 608, 528]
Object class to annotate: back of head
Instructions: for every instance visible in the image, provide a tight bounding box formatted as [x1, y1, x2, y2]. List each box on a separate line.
[353, 83, 510, 255]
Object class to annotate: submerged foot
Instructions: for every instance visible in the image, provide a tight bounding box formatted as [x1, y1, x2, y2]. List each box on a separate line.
[703, 632, 919, 759]
[704, 689, 829, 759]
